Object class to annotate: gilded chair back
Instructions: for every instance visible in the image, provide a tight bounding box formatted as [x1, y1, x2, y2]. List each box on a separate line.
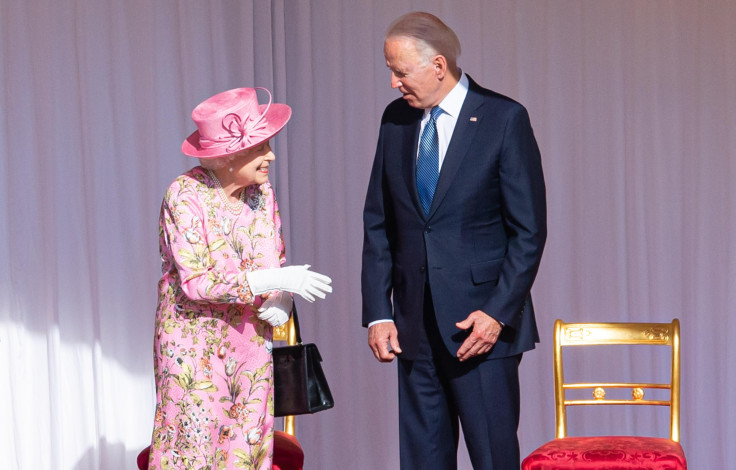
[273, 317, 297, 436]
[553, 319, 681, 441]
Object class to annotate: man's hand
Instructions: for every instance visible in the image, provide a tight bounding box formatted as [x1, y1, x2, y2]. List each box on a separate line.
[455, 310, 502, 362]
[368, 322, 402, 362]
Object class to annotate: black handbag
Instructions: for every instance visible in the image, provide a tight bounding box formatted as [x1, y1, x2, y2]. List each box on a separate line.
[273, 303, 334, 417]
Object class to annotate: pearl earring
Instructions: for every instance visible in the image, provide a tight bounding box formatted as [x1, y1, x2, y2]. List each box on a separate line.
[228, 167, 233, 172]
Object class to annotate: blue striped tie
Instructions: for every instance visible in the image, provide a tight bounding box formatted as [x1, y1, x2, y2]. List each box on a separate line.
[416, 106, 443, 215]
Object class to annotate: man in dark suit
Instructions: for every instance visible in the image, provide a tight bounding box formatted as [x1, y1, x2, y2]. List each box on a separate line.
[361, 12, 547, 470]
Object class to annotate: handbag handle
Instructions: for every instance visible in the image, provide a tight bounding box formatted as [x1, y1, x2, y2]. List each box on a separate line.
[291, 301, 303, 345]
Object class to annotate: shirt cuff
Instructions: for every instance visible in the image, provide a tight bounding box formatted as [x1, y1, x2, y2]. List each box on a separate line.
[368, 319, 394, 328]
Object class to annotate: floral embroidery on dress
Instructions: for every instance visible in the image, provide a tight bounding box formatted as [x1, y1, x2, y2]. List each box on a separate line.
[149, 167, 285, 470]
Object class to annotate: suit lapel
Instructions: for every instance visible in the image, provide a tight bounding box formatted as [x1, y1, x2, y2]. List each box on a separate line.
[426, 83, 484, 219]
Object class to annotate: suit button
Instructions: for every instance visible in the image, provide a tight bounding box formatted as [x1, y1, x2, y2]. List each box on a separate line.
[420, 266, 426, 272]
[425, 226, 432, 233]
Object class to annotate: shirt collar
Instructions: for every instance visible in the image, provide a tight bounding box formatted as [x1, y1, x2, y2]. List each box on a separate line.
[435, 72, 469, 119]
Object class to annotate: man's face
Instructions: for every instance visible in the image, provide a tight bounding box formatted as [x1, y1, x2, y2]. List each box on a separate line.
[384, 37, 442, 109]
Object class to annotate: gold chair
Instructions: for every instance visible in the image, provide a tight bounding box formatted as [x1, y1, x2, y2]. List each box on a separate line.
[272, 316, 304, 470]
[522, 319, 687, 469]
[273, 317, 298, 435]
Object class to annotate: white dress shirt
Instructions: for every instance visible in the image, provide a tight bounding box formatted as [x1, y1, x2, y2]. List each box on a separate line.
[418, 72, 469, 169]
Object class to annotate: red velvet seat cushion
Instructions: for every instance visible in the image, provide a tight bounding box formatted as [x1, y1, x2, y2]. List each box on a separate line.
[273, 430, 304, 470]
[136, 446, 150, 470]
[137, 430, 304, 470]
[522, 436, 687, 470]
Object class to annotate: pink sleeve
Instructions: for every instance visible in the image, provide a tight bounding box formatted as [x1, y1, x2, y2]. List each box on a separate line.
[160, 179, 256, 305]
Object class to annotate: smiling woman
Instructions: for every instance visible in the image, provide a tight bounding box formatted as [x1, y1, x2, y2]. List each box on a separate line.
[146, 87, 333, 469]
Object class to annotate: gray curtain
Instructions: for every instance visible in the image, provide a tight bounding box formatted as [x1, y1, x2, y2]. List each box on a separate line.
[1, 1, 733, 468]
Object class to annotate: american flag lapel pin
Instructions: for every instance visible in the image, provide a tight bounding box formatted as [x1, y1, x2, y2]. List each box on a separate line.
[469, 117, 478, 122]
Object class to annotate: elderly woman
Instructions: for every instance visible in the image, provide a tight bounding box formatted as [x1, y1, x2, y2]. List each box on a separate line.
[148, 87, 331, 469]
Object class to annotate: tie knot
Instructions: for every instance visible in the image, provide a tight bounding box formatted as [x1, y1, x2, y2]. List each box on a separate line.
[429, 106, 443, 121]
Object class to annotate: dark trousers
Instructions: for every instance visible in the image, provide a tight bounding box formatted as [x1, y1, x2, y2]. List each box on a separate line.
[398, 288, 522, 470]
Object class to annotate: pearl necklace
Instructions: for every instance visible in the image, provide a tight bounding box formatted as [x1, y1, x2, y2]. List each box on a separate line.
[207, 169, 246, 215]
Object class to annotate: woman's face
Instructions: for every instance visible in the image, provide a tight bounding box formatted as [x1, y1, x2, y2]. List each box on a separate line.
[231, 140, 275, 186]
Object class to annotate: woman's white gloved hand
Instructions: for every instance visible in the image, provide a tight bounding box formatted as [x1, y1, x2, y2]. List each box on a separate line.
[257, 291, 293, 327]
[246, 265, 333, 302]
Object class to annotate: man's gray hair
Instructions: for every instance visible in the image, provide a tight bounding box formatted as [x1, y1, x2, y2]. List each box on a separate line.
[386, 12, 461, 65]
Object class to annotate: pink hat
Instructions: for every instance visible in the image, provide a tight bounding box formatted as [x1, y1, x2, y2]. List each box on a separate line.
[181, 87, 292, 158]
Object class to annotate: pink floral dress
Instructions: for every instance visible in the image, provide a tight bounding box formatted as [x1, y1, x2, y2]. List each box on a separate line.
[149, 167, 284, 470]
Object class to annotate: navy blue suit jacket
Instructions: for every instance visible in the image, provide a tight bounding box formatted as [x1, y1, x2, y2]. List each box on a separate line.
[362, 76, 547, 361]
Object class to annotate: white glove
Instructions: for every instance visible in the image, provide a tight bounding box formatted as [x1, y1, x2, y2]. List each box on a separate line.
[257, 290, 293, 327]
[246, 265, 333, 302]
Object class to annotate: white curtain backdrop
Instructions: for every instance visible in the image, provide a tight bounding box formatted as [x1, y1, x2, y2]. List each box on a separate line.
[1, 1, 734, 468]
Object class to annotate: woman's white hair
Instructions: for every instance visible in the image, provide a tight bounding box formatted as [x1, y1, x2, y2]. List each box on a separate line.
[198, 154, 237, 170]
[385, 12, 461, 66]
